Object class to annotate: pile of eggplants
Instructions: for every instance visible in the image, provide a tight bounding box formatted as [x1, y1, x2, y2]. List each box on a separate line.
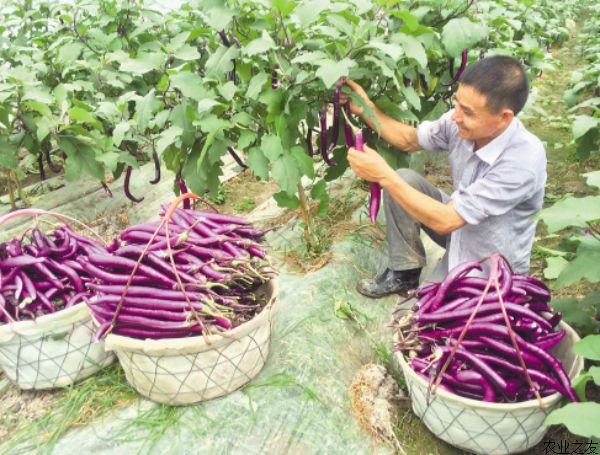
[0, 226, 106, 322]
[394, 254, 579, 403]
[86, 206, 275, 340]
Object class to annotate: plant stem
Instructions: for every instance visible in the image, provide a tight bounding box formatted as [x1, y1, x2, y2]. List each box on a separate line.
[297, 182, 315, 251]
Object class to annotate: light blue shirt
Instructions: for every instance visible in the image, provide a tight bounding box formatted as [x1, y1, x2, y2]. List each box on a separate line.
[416, 110, 547, 275]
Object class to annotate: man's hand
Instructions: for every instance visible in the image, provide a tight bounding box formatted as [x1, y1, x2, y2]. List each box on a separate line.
[340, 79, 373, 117]
[347, 144, 395, 184]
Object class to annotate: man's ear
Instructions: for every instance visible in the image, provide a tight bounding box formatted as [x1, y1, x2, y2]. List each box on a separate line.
[501, 109, 514, 126]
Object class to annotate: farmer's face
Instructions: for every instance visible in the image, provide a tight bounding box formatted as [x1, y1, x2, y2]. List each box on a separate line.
[451, 85, 514, 149]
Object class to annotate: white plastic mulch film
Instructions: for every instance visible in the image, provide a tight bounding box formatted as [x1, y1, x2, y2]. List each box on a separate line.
[396, 322, 584, 455]
[104, 281, 277, 405]
[0, 303, 114, 389]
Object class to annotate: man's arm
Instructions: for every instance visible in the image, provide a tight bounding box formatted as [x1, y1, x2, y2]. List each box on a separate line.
[344, 79, 421, 153]
[380, 171, 466, 235]
[361, 103, 422, 153]
[347, 145, 465, 235]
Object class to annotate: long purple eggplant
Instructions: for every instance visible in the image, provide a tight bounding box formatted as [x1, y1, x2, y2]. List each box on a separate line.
[354, 130, 380, 223]
[443, 49, 468, 86]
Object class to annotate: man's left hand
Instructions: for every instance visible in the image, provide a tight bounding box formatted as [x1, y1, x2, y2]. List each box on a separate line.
[347, 144, 393, 184]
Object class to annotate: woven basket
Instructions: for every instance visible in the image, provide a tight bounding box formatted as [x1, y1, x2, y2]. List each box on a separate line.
[0, 303, 115, 390]
[104, 280, 278, 405]
[395, 321, 584, 455]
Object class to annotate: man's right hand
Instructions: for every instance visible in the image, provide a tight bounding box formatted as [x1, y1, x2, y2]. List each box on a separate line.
[340, 79, 373, 117]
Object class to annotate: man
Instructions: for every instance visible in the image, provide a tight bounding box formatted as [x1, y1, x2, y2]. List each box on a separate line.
[343, 56, 547, 298]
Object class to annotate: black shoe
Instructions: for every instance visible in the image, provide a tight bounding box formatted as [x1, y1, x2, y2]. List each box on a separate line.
[356, 268, 421, 299]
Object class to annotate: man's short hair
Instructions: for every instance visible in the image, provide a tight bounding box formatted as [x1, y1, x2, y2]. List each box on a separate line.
[459, 56, 529, 115]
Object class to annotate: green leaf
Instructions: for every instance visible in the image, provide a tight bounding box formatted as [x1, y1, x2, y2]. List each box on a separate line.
[156, 126, 183, 155]
[173, 45, 199, 61]
[316, 58, 356, 88]
[244, 31, 276, 56]
[120, 52, 164, 75]
[549, 298, 597, 332]
[237, 130, 257, 150]
[197, 98, 221, 114]
[537, 195, 600, 232]
[261, 135, 284, 162]
[36, 117, 52, 142]
[170, 71, 208, 101]
[68, 107, 100, 128]
[545, 403, 600, 439]
[218, 81, 237, 102]
[136, 90, 160, 131]
[557, 242, 600, 286]
[292, 0, 330, 27]
[96, 151, 121, 171]
[113, 121, 129, 147]
[24, 100, 52, 118]
[583, 171, 600, 189]
[573, 335, 600, 361]
[401, 86, 421, 111]
[206, 46, 239, 79]
[247, 146, 269, 180]
[394, 33, 427, 68]
[21, 87, 53, 105]
[57, 42, 83, 65]
[58, 138, 104, 182]
[273, 190, 300, 209]
[442, 18, 488, 57]
[544, 256, 569, 280]
[246, 73, 269, 100]
[572, 115, 599, 139]
[0, 137, 18, 169]
[311, 179, 329, 216]
[272, 154, 301, 196]
[291, 145, 315, 179]
[207, 6, 235, 30]
[368, 41, 404, 61]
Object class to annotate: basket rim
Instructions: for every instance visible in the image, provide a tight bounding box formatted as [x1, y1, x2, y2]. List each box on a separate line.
[0, 302, 90, 343]
[395, 320, 585, 411]
[104, 279, 278, 355]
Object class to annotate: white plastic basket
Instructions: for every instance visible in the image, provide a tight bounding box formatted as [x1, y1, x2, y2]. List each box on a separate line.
[0, 303, 115, 390]
[104, 280, 278, 405]
[395, 321, 584, 455]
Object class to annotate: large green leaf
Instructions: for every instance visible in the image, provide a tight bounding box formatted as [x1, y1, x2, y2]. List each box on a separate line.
[272, 153, 301, 196]
[205, 46, 239, 79]
[574, 335, 600, 361]
[68, 107, 100, 128]
[261, 135, 284, 162]
[557, 241, 600, 286]
[170, 71, 209, 101]
[58, 138, 104, 182]
[247, 146, 269, 180]
[112, 121, 129, 147]
[368, 41, 404, 61]
[244, 31, 276, 56]
[442, 18, 488, 57]
[273, 191, 300, 209]
[537, 195, 600, 232]
[0, 138, 17, 169]
[136, 90, 160, 131]
[544, 256, 569, 280]
[583, 170, 600, 189]
[572, 115, 600, 139]
[549, 298, 598, 333]
[246, 73, 269, 100]
[156, 126, 183, 155]
[394, 33, 427, 68]
[57, 42, 83, 65]
[545, 403, 600, 438]
[292, 0, 330, 27]
[291, 145, 315, 179]
[315, 58, 356, 88]
[120, 52, 164, 75]
[173, 45, 199, 61]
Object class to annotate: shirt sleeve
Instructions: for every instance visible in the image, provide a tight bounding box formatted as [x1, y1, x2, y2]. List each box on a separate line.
[450, 164, 539, 225]
[416, 110, 456, 152]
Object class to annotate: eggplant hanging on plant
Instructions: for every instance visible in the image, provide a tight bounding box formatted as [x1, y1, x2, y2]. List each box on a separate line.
[149, 151, 160, 185]
[124, 165, 144, 203]
[45, 147, 62, 173]
[306, 128, 315, 157]
[37, 152, 46, 181]
[419, 74, 429, 94]
[326, 80, 343, 155]
[227, 146, 248, 169]
[319, 95, 336, 167]
[443, 49, 468, 86]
